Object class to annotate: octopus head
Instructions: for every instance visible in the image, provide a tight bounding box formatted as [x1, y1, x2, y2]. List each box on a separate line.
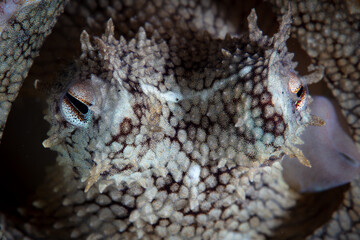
[43, 11, 324, 192]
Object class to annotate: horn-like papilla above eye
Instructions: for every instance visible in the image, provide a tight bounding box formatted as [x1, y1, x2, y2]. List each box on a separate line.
[60, 82, 95, 127]
[288, 73, 307, 111]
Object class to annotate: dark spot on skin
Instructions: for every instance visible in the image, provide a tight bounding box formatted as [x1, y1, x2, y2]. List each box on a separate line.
[120, 118, 133, 135]
[72, 167, 80, 177]
[133, 103, 143, 118]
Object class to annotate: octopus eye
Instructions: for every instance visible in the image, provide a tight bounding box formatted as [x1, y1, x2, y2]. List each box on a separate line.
[288, 73, 307, 111]
[60, 82, 95, 127]
[296, 86, 304, 98]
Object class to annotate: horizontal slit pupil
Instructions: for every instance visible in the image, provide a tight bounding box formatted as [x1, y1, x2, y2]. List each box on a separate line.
[296, 86, 304, 98]
[66, 92, 89, 115]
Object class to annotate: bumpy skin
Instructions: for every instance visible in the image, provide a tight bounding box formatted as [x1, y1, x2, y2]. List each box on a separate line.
[2, 0, 322, 239]
[36, 0, 318, 238]
[1, 0, 358, 239]
[269, 0, 360, 142]
[268, 0, 360, 239]
[0, 0, 67, 142]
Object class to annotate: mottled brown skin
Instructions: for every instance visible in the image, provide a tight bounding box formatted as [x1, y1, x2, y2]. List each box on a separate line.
[36, 2, 310, 239]
[1, 0, 359, 239]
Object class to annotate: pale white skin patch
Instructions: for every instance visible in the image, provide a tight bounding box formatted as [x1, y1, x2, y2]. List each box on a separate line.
[188, 164, 201, 184]
[140, 83, 183, 103]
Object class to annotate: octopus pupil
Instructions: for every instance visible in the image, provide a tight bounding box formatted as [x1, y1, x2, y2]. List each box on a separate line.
[296, 86, 304, 98]
[65, 92, 89, 114]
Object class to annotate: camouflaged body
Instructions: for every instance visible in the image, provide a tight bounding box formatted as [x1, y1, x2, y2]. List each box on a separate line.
[25, 0, 318, 238]
[44, 0, 315, 178]
[47, 19, 291, 177]
[2, 0, 359, 239]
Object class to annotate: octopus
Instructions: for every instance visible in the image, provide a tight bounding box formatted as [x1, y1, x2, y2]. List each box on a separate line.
[0, 0, 360, 239]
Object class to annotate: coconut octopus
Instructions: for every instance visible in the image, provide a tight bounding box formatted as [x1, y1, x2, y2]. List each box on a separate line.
[0, 0, 360, 239]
